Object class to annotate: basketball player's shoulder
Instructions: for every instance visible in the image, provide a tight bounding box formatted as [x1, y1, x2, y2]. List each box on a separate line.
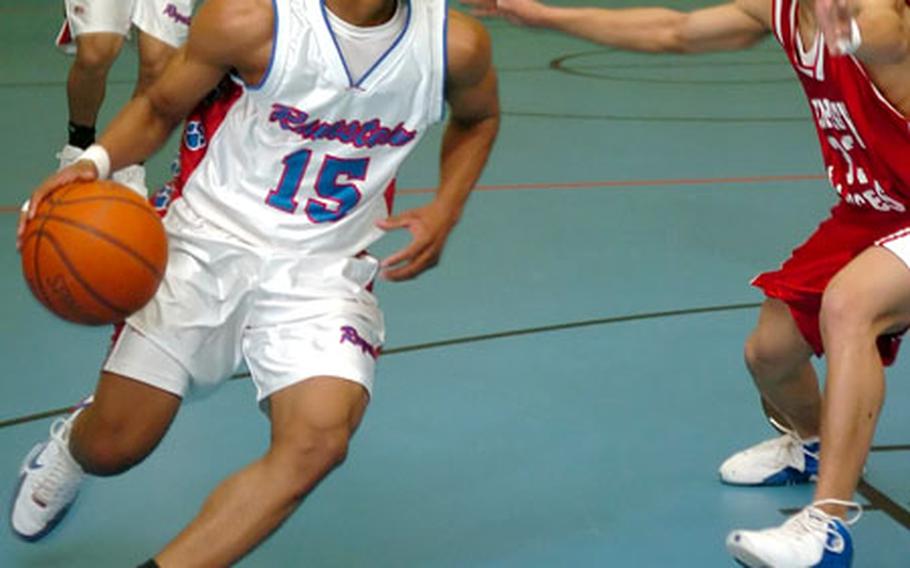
[190, 0, 273, 59]
[445, 9, 493, 88]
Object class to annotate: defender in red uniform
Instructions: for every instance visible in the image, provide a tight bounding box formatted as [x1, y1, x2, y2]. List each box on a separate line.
[466, 0, 910, 564]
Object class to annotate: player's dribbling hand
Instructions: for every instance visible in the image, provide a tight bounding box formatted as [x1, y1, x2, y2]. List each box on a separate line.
[376, 201, 459, 281]
[815, 0, 856, 55]
[16, 160, 99, 251]
[460, 0, 550, 27]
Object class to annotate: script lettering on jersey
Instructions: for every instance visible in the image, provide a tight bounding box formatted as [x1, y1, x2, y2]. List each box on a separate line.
[810, 97, 905, 213]
[269, 103, 417, 149]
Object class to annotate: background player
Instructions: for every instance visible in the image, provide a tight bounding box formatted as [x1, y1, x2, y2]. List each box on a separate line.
[465, 0, 910, 565]
[55, 0, 195, 194]
[12, 0, 499, 566]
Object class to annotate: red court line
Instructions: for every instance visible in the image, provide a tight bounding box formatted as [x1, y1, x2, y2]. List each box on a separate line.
[397, 173, 824, 195]
[0, 173, 824, 213]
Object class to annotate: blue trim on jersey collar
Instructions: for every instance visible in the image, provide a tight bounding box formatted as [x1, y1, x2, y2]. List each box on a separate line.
[320, 0, 412, 89]
[247, 0, 279, 90]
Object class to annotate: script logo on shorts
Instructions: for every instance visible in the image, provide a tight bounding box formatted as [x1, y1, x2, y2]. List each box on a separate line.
[340, 326, 380, 359]
[163, 3, 191, 26]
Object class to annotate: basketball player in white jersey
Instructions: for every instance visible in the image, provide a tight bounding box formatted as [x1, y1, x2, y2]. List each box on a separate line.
[12, 0, 499, 565]
[56, 0, 195, 194]
[467, 0, 910, 565]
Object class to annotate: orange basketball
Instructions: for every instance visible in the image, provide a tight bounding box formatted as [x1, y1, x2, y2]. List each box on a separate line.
[19, 180, 167, 325]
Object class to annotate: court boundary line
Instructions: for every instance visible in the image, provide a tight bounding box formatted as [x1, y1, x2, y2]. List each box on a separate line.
[5, 301, 908, 529]
[779, 452, 910, 530]
[0, 173, 826, 213]
[0, 301, 762, 429]
[856, 478, 910, 529]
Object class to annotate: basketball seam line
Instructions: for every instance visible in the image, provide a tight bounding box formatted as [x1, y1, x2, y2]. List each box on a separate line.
[28, 183, 87, 311]
[31, 209, 56, 311]
[47, 195, 162, 222]
[35, 214, 164, 278]
[42, 232, 131, 320]
[23, 185, 124, 320]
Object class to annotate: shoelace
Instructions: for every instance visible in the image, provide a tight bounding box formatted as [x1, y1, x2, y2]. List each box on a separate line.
[781, 499, 862, 554]
[767, 416, 819, 464]
[32, 418, 81, 508]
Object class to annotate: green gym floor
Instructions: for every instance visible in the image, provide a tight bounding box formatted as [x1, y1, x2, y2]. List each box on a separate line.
[1, 0, 908, 566]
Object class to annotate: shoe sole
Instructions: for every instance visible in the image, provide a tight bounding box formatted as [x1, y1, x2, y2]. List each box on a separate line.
[719, 471, 817, 487]
[727, 543, 771, 567]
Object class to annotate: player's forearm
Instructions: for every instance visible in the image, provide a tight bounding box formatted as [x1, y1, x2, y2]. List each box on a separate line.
[855, 9, 910, 63]
[97, 95, 184, 173]
[435, 113, 500, 219]
[536, 5, 691, 53]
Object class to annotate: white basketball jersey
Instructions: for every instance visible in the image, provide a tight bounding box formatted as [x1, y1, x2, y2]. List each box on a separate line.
[176, 0, 447, 255]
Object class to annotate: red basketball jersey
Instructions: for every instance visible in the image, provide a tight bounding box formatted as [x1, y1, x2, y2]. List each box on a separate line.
[772, 0, 910, 215]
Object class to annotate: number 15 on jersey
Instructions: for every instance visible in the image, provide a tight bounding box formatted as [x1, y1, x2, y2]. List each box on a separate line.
[266, 148, 368, 223]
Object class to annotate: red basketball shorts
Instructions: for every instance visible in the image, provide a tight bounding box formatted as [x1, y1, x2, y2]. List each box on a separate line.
[752, 204, 910, 365]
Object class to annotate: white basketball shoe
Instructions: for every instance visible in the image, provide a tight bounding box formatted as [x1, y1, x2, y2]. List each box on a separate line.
[10, 397, 91, 541]
[719, 422, 819, 486]
[112, 164, 149, 197]
[57, 144, 148, 197]
[56, 144, 83, 171]
[727, 500, 860, 567]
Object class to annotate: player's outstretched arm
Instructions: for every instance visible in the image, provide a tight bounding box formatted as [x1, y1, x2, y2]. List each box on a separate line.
[379, 10, 500, 281]
[817, 0, 910, 62]
[463, 0, 772, 53]
[19, 0, 273, 247]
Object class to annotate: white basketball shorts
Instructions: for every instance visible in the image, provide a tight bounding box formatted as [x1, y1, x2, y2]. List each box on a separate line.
[132, 0, 192, 47]
[61, 0, 192, 47]
[103, 199, 385, 402]
[878, 227, 910, 270]
[63, 0, 132, 38]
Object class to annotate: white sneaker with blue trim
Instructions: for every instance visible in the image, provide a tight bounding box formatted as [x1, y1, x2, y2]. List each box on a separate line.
[10, 398, 91, 541]
[727, 500, 860, 567]
[719, 424, 819, 486]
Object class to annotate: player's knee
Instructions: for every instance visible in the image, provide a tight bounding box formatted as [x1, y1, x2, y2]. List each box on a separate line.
[136, 57, 168, 90]
[272, 429, 351, 495]
[74, 38, 121, 72]
[75, 435, 142, 476]
[74, 415, 157, 475]
[298, 429, 350, 470]
[819, 283, 876, 344]
[743, 331, 784, 380]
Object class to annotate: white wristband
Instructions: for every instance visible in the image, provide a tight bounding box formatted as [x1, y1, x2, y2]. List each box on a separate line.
[78, 144, 111, 180]
[835, 18, 862, 55]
